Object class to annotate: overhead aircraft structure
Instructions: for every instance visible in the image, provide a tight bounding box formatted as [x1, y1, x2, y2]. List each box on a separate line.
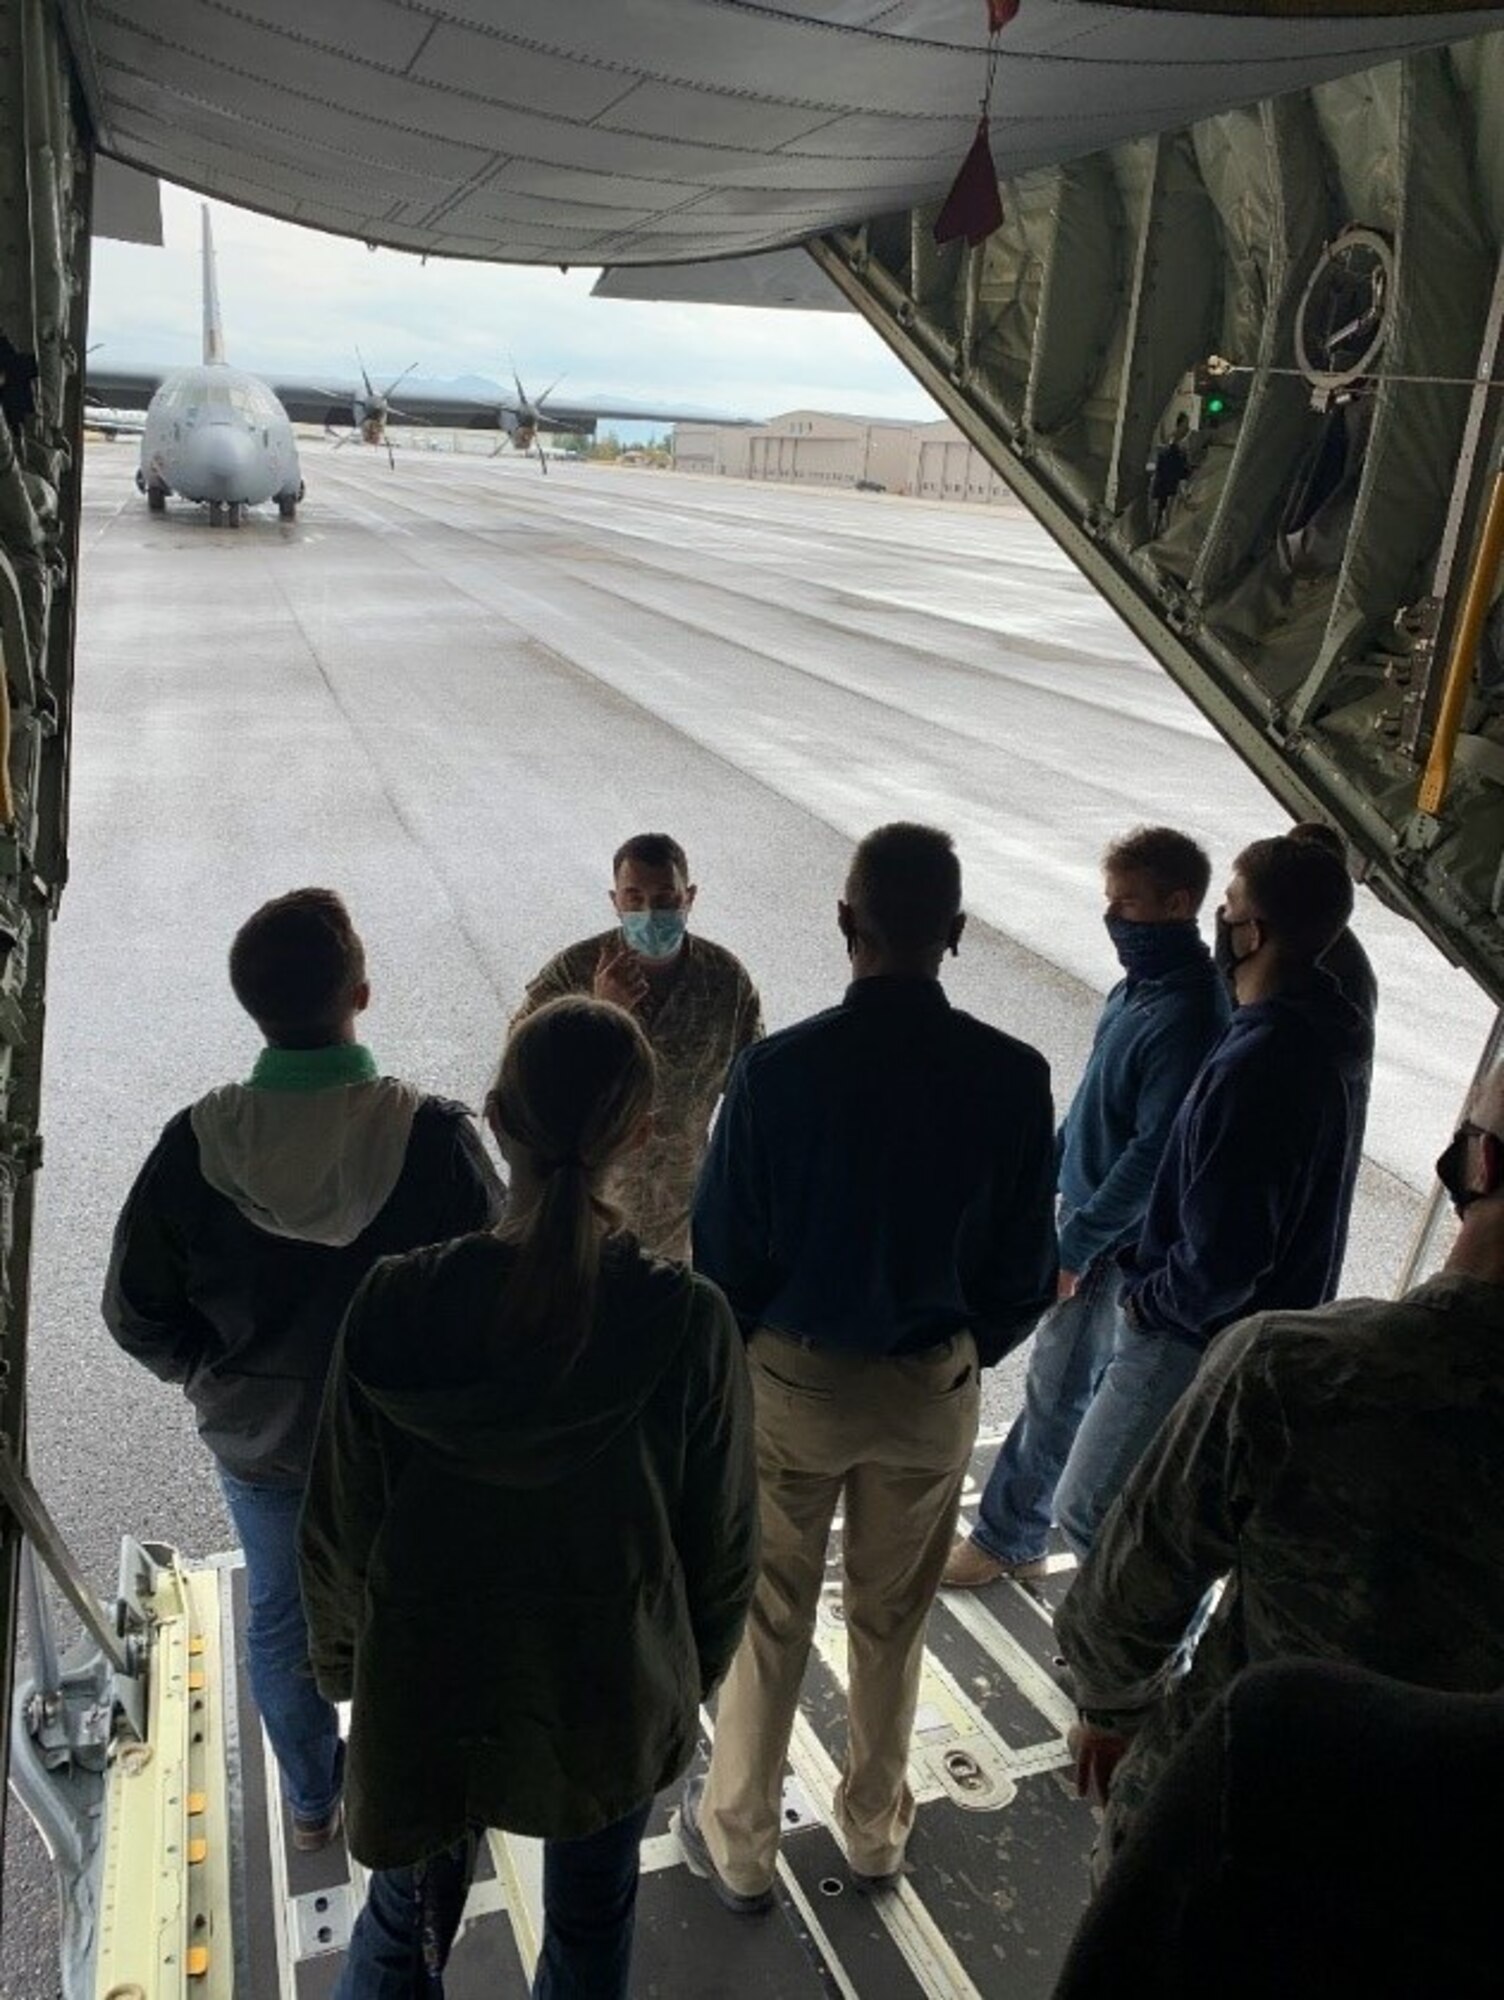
[132, 206, 303, 525]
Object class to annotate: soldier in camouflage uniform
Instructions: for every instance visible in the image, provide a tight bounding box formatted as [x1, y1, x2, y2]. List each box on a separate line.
[509, 833, 762, 1259]
[1055, 1067, 1504, 1874]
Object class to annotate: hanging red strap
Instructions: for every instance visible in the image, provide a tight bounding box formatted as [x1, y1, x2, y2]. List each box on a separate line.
[933, 2, 1017, 247]
[933, 114, 1003, 248]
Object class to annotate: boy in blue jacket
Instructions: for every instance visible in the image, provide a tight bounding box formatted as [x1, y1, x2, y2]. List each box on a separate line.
[947, 827, 1228, 1589]
[1051, 834, 1370, 1557]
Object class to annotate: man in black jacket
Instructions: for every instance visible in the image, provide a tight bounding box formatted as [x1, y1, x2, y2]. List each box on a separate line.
[676, 824, 1056, 1910]
[103, 889, 502, 1849]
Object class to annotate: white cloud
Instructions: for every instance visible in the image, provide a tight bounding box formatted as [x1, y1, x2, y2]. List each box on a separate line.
[88, 182, 943, 425]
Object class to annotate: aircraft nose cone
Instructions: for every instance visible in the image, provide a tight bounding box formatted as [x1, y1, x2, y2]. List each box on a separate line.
[195, 424, 256, 499]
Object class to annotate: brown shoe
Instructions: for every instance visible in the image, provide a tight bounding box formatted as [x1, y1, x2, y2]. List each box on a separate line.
[942, 1538, 1047, 1589]
[291, 1797, 343, 1853]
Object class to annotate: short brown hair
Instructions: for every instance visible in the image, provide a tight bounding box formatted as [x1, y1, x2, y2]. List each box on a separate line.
[1288, 819, 1347, 864]
[1103, 826, 1212, 909]
[847, 823, 961, 956]
[612, 832, 688, 881]
[229, 889, 366, 1044]
[1233, 837, 1353, 960]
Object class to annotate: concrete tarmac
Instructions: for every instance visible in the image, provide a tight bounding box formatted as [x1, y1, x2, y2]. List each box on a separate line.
[0, 443, 1490, 1990]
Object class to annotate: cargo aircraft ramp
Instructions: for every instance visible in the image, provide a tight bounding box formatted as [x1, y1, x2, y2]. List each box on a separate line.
[10, 1440, 1090, 2000]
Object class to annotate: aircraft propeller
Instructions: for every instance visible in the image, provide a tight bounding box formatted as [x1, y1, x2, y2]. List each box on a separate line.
[492, 361, 565, 473]
[334, 348, 422, 467]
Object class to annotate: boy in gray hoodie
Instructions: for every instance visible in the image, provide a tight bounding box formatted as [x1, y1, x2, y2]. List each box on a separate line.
[103, 888, 502, 1848]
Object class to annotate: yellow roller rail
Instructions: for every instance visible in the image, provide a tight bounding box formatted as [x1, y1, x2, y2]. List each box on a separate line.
[1419, 462, 1504, 818]
[93, 1561, 233, 2000]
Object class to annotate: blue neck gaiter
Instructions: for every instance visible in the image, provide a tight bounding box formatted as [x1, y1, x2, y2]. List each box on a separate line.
[1104, 915, 1203, 982]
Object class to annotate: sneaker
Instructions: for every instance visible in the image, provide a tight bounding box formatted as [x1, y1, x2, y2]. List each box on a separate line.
[672, 1777, 774, 1916]
[942, 1538, 1047, 1589]
[291, 1796, 343, 1853]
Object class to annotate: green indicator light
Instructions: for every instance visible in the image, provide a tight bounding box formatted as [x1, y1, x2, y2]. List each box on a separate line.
[1206, 395, 1226, 415]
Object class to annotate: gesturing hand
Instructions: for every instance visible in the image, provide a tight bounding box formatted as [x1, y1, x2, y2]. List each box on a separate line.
[594, 939, 650, 1013]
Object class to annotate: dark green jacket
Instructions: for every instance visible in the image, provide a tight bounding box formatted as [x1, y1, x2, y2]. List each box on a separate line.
[299, 1234, 758, 1867]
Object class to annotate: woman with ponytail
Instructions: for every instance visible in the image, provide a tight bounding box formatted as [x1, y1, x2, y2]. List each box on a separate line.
[300, 997, 758, 1997]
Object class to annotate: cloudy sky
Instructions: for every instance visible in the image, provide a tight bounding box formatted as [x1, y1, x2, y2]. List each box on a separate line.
[88, 181, 942, 427]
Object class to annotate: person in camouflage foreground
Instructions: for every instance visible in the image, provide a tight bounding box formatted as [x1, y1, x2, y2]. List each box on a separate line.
[1055, 1064, 1504, 1872]
[510, 833, 763, 1259]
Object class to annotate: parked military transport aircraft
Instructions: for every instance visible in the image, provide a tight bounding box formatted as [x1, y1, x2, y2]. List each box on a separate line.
[132, 207, 303, 526]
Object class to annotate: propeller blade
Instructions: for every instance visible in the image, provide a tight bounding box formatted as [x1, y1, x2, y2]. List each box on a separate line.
[385, 434, 396, 472]
[332, 430, 355, 449]
[536, 373, 567, 409]
[384, 361, 420, 401]
[509, 357, 528, 409]
[538, 447, 549, 476]
[356, 345, 375, 401]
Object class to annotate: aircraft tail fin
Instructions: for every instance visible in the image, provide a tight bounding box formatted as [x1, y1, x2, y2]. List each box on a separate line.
[201, 204, 226, 366]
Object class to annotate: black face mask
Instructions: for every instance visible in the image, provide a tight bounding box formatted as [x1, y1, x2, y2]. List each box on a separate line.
[1436, 1124, 1498, 1218]
[1213, 910, 1258, 985]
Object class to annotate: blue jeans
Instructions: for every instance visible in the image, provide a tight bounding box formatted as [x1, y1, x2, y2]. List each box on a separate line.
[218, 1469, 342, 1823]
[336, 1802, 654, 1999]
[971, 1257, 1123, 1565]
[1053, 1317, 1204, 1560]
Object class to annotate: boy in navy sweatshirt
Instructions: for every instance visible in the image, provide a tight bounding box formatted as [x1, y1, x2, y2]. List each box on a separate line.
[1051, 835, 1370, 1557]
[947, 827, 1227, 1589]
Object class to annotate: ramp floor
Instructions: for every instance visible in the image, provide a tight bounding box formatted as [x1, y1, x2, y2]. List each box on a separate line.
[223, 1440, 1094, 1997]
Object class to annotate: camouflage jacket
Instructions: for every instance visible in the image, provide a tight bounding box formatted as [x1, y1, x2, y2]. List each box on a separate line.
[510, 930, 763, 1259]
[1055, 1274, 1504, 1848]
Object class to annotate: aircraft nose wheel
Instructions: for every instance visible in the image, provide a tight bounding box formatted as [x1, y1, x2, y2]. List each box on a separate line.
[208, 501, 225, 529]
[277, 492, 298, 520]
[227, 502, 244, 529]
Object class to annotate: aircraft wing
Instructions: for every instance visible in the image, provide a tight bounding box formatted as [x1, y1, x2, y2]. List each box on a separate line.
[85, 366, 749, 433]
[85, 365, 166, 411]
[265, 378, 749, 433]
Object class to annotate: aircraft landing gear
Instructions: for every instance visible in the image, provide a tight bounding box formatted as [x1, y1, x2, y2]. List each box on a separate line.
[208, 501, 225, 528]
[146, 482, 167, 514]
[227, 502, 244, 529]
[277, 491, 297, 521]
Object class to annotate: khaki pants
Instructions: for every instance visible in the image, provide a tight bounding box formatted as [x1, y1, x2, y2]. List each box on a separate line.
[701, 1328, 981, 1894]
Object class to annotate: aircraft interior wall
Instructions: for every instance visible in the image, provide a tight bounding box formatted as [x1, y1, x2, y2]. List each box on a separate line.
[814, 31, 1504, 1004]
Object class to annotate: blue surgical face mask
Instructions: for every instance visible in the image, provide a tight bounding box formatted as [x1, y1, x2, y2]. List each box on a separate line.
[620, 908, 687, 961]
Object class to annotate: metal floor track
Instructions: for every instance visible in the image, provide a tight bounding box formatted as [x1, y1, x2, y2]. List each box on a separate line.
[223, 1441, 1094, 1998]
